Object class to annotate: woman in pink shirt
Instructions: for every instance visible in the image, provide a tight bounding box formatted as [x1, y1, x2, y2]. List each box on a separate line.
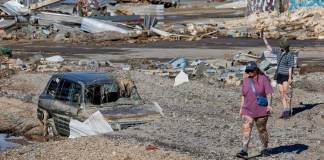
[236, 61, 273, 159]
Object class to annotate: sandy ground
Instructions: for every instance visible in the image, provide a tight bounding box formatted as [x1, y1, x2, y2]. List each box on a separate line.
[0, 41, 323, 159]
[0, 69, 323, 159]
[1, 135, 192, 160]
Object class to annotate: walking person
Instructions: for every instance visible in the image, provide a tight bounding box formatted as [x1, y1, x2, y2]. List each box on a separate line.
[263, 36, 295, 119]
[236, 61, 273, 159]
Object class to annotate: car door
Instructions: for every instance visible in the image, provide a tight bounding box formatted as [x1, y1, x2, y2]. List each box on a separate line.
[52, 79, 82, 136]
[38, 77, 62, 111]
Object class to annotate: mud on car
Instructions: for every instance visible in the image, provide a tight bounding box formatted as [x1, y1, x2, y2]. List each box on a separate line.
[37, 72, 162, 137]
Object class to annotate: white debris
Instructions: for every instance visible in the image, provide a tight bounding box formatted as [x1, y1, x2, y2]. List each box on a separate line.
[263, 50, 278, 65]
[153, 102, 164, 117]
[174, 70, 189, 86]
[45, 55, 64, 62]
[215, 0, 247, 9]
[69, 111, 113, 138]
[81, 18, 130, 34]
[3, 0, 29, 15]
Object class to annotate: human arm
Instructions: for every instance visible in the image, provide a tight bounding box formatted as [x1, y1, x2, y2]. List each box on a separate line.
[240, 96, 244, 116]
[288, 68, 293, 84]
[263, 34, 272, 51]
[266, 94, 273, 112]
[288, 54, 294, 84]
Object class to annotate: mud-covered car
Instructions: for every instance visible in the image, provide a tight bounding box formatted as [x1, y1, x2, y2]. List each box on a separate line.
[37, 72, 162, 136]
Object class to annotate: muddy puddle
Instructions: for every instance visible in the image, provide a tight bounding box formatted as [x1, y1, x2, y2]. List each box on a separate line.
[0, 133, 31, 151]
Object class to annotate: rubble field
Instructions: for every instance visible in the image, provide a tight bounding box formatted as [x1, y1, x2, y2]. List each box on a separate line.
[0, 0, 323, 158]
[0, 45, 324, 159]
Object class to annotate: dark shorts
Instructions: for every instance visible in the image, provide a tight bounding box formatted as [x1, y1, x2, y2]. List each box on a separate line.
[276, 73, 289, 84]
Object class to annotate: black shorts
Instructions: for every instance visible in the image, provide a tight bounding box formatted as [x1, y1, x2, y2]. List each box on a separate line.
[276, 73, 289, 84]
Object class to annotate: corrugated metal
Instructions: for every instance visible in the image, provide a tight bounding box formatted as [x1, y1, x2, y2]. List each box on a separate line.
[120, 4, 164, 20]
[0, 18, 16, 29]
[81, 17, 131, 33]
[34, 12, 83, 26]
[3, 0, 29, 16]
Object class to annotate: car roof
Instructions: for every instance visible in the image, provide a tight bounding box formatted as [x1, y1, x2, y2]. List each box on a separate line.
[52, 72, 115, 86]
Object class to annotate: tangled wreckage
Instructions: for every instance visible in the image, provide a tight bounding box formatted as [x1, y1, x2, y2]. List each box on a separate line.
[37, 72, 163, 138]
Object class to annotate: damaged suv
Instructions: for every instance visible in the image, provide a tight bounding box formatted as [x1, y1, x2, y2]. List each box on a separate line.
[37, 72, 162, 137]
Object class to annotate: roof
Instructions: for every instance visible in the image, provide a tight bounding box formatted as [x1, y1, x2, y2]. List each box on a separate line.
[52, 72, 115, 86]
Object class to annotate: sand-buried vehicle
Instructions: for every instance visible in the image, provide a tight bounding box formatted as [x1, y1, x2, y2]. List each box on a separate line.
[37, 72, 163, 137]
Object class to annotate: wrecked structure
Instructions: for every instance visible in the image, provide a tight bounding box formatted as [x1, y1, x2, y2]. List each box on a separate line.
[37, 72, 163, 137]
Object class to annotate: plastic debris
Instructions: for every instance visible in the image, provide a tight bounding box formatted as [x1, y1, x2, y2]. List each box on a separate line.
[169, 57, 187, 69]
[174, 70, 189, 86]
[69, 111, 113, 138]
[45, 55, 64, 62]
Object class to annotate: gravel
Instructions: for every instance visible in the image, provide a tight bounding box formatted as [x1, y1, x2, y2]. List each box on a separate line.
[0, 71, 323, 160]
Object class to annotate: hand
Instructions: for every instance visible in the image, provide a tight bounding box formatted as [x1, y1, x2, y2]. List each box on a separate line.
[288, 78, 293, 84]
[266, 105, 273, 113]
[261, 30, 264, 38]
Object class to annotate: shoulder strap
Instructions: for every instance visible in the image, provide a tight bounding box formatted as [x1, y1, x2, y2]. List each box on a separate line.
[278, 52, 287, 65]
[249, 78, 257, 97]
[275, 51, 287, 75]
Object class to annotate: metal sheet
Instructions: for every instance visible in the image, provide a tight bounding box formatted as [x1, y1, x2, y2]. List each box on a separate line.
[81, 17, 131, 34]
[3, 0, 29, 16]
[0, 18, 16, 29]
[34, 12, 83, 25]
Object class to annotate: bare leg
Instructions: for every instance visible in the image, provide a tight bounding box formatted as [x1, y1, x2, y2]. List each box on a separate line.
[241, 115, 254, 152]
[282, 81, 290, 112]
[278, 82, 290, 114]
[255, 116, 269, 149]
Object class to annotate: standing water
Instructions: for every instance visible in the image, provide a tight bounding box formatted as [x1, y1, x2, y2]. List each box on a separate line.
[0, 133, 30, 151]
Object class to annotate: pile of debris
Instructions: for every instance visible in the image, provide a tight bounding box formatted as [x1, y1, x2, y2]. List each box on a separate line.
[129, 49, 299, 87]
[0, 0, 169, 42]
[226, 7, 324, 40]
[0, 0, 222, 43]
[0, 48, 15, 79]
[0, 50, 70, 78]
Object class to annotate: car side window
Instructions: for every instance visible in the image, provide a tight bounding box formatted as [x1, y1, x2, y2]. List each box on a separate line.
[55, 80, 81, 107]
[69, 82, 82, 106]
[55, 80, 72, 102]
[46, 78, 61, 97]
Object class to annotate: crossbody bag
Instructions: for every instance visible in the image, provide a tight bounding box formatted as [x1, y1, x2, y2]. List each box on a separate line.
[249, 78, 268, 107]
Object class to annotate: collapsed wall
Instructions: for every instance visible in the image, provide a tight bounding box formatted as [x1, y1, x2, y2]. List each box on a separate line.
[226, 7, 324, 40]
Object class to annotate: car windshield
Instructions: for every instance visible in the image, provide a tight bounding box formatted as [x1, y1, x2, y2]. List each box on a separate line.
[85, 83, 119, 105]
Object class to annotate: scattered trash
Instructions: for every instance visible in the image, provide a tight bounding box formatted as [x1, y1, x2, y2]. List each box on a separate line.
[233, 50, 261, 64]
[174, 70, 189, 86]
[69, 111, 114, 138]
[81, 18, 131, 34]
[168, 57, 187, 70]
[191, 59, 207, 66]
[45, 55, 64, 62]
[259, 60, 271, 71]
[145, 144, 159, 151]
[122, 64, 131, 71]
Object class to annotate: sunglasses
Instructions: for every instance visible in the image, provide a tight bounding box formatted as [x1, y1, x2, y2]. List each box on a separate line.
[245, 69, 254, 73]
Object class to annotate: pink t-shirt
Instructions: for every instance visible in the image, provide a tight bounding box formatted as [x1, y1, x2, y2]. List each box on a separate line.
[241, 74, 273, 118]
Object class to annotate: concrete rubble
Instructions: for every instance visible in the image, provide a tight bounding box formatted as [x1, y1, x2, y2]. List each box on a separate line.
[225, 7, 324, 40]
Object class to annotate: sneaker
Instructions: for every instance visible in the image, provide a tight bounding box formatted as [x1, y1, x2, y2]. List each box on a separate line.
[236, 150, 248, 159]
[260, 149, 271, 157]
[280, 111, 290, 119]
